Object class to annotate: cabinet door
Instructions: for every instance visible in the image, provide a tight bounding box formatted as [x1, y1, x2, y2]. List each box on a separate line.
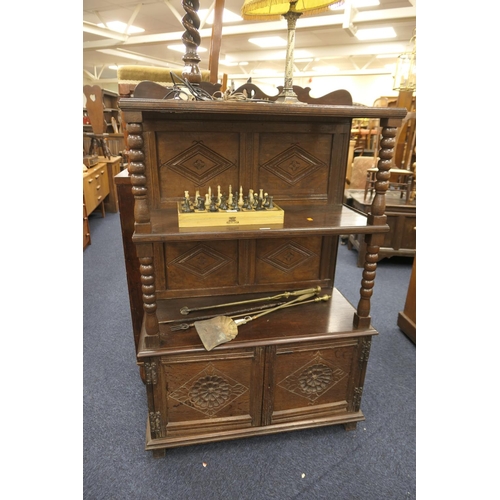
[262, 337, 370, 425]
[154, 347, 265, 438]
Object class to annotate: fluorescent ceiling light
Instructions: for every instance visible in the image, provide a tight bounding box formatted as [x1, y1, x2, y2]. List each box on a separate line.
[97, 21, 144, 34]
[97, 48, 183, 68]
[167, 44, 207, 53]
[376, 54, 399, 59]
[252, 69, 279, 74]
[312, 66, 338, 73]
[355, 27, 397, 40]
[294, 50, 313, 59]
[198, 9, 242, 24]
[220, 60, 249, 66]
[330, 0, 379, 9]
[109, 65, 119, 70]
[249, 36, 287, 48]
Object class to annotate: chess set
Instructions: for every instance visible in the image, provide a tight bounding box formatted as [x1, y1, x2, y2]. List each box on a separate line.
[177, 185, 284, 228]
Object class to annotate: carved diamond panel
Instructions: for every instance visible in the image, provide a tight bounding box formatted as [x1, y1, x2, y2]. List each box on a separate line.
[160, 140, 235, 185]
[169, 364, 248, 417]
[260, 241, 315, 273]
[278, 352, 347, 402]
[261, 144, 326, 185]
[169, 244, 232, 279]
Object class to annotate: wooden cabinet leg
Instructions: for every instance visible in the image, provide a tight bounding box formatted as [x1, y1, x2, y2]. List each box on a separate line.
[344, 422, 357, 431]
[152, 448, 166, 458]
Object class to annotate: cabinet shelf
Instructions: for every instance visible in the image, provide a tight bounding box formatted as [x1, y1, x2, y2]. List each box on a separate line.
[138, 287, 377, 358]
[132, 204, 388, 243]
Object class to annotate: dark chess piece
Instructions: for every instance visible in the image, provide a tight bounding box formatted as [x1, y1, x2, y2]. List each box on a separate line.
[197, 196, 206, 211]
[209, 196, 218, 212]
[181, 197, 194, 213]
[255, 197, 264, 210]
[267, 196, 274, 209]
[243, 196, 252, 210]
[219, 195, 228, 210]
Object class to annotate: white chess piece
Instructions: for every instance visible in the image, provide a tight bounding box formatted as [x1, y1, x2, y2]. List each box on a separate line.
[238, 187, 244, 208]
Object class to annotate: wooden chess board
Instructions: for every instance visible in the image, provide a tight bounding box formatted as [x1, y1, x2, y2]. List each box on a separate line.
[177, 202, 284, 228]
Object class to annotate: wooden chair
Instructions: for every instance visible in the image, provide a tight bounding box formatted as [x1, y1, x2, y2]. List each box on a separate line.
[83, 85, 112, 159]
[364, 111, 416, 202]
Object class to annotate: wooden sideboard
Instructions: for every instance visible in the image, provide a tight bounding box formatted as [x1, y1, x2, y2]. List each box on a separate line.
[83, 163, 109, 217]
[345, 189, 416, 267]
[83, 155, 122, 220]
[116, 93, 406, 457]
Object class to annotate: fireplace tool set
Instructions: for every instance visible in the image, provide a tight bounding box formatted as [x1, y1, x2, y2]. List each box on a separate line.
[160, 287, 331, 351]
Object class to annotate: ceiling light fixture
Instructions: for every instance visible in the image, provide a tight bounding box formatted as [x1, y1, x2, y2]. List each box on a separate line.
[97, 21, 144, 34]
[168, 44, 208, 53]
[312, 65, 338, 72]
[248, 36, 288, 48]
[252, 68, 279, 75]
[355, 27, 397, 41]
[198, 8, 243, 24]
[393, 31, 416, 92]
[329, 0, 379, 8]
[241, 0, 344, 104]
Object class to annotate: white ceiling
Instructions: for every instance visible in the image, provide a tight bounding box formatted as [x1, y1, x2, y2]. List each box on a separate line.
[83, 0, 416, 85]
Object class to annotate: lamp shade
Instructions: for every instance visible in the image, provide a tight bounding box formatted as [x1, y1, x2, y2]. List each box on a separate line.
[241, 0, 342, 21]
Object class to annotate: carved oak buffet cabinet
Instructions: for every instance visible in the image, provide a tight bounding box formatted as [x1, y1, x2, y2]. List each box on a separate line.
[117, 90, 406, 457]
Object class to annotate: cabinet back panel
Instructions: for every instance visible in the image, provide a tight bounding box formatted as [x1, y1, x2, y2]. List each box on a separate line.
[164, 240, 239, 290]
[255, 237, 322, 284]
[156, 236, 329, 297]
[142, 120, 350, 209]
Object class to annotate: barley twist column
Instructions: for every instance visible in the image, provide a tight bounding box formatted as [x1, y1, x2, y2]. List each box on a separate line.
[354, 122, 398, 329]
[181, 0, 202, 83]
[126, 120, 158, 345]
[140, 255, 159, 347]
[126, 122, 150, 232]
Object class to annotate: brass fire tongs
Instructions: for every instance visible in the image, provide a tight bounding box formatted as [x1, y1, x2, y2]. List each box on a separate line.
[178, 286, 321, 316]
[195, 292, 331, 351]
[167, 301, 288, 331]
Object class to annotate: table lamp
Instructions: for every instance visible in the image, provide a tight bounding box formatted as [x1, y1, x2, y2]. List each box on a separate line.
[241, 0, 343, 103]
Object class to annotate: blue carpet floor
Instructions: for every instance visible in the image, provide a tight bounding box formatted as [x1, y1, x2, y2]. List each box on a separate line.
[83, 211, 415, 499]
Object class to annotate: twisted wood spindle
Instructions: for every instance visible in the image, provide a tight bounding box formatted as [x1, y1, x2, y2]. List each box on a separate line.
[126, 122, 150, 231]
[369, 125, 398, 221]
[140, 256, 159, 345]
[354, 124, 398, 329]
[181, 0, 202, 83]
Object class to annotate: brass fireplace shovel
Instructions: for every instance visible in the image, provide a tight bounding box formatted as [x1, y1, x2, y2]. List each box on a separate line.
[195, 292, 330, 351]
